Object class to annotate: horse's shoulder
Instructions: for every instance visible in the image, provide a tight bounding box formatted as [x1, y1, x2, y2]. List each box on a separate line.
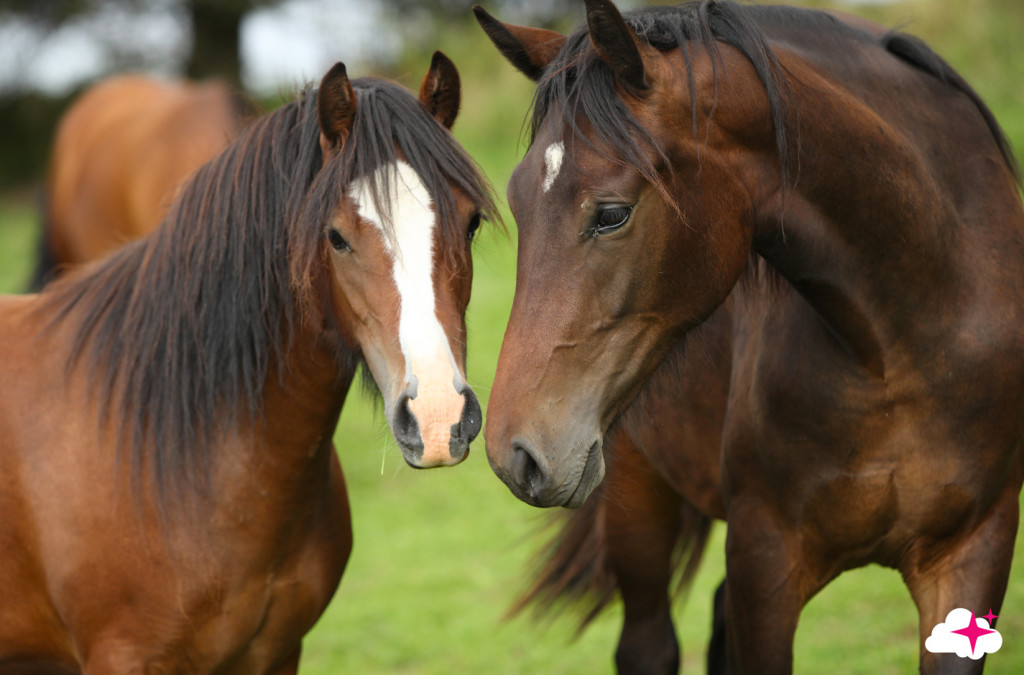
[0, 294, 42, 333]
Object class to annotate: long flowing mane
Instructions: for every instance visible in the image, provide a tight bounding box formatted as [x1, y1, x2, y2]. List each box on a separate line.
[39, 77, 495, 510]
[532, 0, 1020, 190]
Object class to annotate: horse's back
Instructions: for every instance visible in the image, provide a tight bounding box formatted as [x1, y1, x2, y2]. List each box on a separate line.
[45, 75, 240, 269]
[765, 8, 1021, 218]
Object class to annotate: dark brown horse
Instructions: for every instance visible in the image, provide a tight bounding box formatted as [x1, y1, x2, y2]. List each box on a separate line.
[35, 75, 246, 288]
[476, 0, 1024, 672]
[0, 53, 494, 674]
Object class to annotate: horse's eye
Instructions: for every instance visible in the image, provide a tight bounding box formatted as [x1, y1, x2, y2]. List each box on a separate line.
[467, 213, 482, 242]
[593, 204, 632, 234]
[327, 229, 350, 252]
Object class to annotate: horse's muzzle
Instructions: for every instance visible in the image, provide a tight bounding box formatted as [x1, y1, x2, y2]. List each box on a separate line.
[393, 386, 480, 468]
[492, 434, 605, 508]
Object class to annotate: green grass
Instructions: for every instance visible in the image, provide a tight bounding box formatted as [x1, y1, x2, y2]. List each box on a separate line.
[0, 197, 38, 291]
[2, 0, 1024, 672]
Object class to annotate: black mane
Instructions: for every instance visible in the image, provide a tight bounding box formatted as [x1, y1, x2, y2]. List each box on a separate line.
[531, 0, 1020, 190]
[40, 77, 495, 512]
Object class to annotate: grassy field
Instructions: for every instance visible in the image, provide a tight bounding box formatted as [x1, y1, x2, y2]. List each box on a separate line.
[2, 0, 1024, 672]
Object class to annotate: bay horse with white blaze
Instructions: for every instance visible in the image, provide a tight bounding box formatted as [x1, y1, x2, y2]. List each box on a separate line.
[0, 53, 494, 674]
[476, 0, 1024, 672]
[35, 75, 246, 288]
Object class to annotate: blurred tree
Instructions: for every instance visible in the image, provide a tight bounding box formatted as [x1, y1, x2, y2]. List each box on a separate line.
[0, 0, 282, 188]
[185, 0, 277, 89]
[0, 0, 282, 90]
[0, 0, 93, 28]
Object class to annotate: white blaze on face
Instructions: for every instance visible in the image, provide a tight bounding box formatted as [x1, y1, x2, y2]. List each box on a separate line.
[542, 141, 564, 194]
[348, 160, 466, 466]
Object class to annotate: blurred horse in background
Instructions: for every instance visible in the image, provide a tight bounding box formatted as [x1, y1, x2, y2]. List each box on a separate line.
[33, 75, 247, 288]
[0, 53, 494, 673]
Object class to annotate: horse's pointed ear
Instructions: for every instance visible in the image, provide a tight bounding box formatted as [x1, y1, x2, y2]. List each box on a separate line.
[420, 51, 461, 129]
[318, 62, 356, 153]
[473, 5, 566, 81]
[584, 0, 649, 95]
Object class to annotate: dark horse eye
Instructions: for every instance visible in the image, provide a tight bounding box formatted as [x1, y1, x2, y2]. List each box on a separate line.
[467, 213, 482, 242]
[327, 229, 350, 252]
[594, 204, 632, 234]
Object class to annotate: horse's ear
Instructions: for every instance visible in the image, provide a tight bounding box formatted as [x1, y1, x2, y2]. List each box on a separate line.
[473, 5, 566, 81]
[420, 51, 461, 129]
[584, 0, 649, 95]
[318, 62, 356, 153]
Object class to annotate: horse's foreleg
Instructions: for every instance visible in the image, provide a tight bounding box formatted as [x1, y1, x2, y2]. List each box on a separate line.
[902, 489, 1019, 675]
[268, 646, 301, 675]
[603, 432, 682, 675]
[707, 578, 727, 675]
[722, 503, 820, 675]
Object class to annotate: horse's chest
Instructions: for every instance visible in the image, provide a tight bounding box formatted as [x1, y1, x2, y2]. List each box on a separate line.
[134, 480, 351, 674]
[723, 310, 1024, 565]
[161, 529, 348, 674]
[217, 499, 351, 673]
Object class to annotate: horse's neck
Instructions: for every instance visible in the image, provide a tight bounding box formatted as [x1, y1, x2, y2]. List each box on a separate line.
[223, 310, 355, 506]
[746, 48, 1024, 376]
[263, 325, 353, 469]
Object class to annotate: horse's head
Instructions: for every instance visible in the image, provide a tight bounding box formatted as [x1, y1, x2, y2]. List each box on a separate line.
[477, 0, 757, 506]
[312, 55, 488, 469]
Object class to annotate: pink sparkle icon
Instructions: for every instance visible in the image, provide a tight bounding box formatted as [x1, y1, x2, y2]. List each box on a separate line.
[952, 611, 996, 656]
[925, 607, 1003, 659]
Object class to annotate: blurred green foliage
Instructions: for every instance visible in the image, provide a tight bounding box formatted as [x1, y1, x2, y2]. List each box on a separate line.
[0, 90, 75, 188]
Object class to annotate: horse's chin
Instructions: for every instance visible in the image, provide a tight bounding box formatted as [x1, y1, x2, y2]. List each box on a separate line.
[561, 440, 606, 508]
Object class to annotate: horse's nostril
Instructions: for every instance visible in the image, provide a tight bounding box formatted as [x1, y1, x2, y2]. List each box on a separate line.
[459, 387, 482, 442]
[393, 393, 423, 462]
[512, 440, 546, 500]
[524, 455, 540, 493]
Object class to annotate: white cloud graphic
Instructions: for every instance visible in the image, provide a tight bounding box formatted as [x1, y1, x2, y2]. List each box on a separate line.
[925, 608, 1002, 660]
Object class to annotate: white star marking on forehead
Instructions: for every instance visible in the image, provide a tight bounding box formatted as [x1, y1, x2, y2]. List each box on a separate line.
[542, 141, 564, 194]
